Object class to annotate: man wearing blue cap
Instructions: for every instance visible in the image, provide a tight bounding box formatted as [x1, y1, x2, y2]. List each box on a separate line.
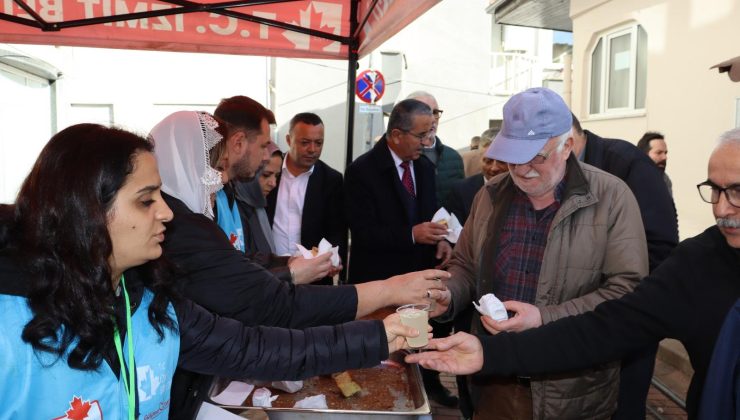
[435, 87, 648, 419]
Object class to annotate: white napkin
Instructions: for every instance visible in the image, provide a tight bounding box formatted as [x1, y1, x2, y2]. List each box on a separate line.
[431, 207, 463, 244]
[195, 402, 247, 420]
[293, 394, 328, 409]
[473, 293, 508, 322]
[271, 380, 303, 393]
[252, 387, 278, 407]
[210, 381, 254, 405]
[295, 238, 340, 267]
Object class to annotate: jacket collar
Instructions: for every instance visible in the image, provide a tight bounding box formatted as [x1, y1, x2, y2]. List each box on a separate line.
[372, 136, 404, 173]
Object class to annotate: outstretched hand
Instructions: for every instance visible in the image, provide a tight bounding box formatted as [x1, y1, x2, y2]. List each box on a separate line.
[385, 269, 450, 307]
[403, 332, 484, 375]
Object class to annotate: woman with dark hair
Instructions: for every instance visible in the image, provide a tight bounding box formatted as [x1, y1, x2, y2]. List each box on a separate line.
[0, 123, 416, 419]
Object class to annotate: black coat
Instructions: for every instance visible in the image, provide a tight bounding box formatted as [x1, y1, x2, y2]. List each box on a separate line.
[446, 173, 484, 225]
[161, 193, 366, 418]
[582, 130, 679, 271]
[481, 226, 740, 420]
[344, 137, 438, 283]
[267, 159, 347, 284]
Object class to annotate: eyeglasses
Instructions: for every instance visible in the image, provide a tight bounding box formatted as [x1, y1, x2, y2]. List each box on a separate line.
[696, 181, 740, 208]
[400, 129, 430, 140]
[515, 145, 558, 166]
[432, 109, 444, 117]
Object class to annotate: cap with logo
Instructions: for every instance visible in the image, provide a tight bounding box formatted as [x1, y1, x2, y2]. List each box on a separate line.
[485, 87, 572, 164]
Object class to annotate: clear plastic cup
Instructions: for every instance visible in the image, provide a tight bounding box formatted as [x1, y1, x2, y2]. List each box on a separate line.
[396, 303, 430, 348]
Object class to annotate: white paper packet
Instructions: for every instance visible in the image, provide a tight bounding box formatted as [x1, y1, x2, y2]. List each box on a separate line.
[210, 381, 254, 405]
[295, 238, 340, 267]
[431, 207, 463, 243]
[473, 293, 509, 322]
[293, 394, 328, 409]
[271, 380, 303, 393]
[252, 387, 278, 407]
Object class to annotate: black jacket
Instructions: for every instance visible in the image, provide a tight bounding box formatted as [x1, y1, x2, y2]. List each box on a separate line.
[582, 130, 679, 271]
[0, 253, 388, 417]
[446, 174, 484, 225]
[161, 193, 370, 418]
[344, 136, 438, 283]
[481, 226, 740, 419]
[267, 159, 347, 284]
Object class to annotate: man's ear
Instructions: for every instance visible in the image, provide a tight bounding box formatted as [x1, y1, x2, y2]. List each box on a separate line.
[285, 133, 293, 148]
[389, 129, 401, 145]
[562, 136, 575, 156]
[230, 131, 246, 154]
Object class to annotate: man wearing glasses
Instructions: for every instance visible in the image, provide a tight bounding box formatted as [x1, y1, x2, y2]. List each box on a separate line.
[407, 128, 740, 420]
[435, 87, 648, 419]
[407, 91, 465, 211]
[345, 99, 452, 286]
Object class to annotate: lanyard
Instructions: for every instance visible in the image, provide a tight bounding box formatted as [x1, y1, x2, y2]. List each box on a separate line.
[113, 275, 136, 420]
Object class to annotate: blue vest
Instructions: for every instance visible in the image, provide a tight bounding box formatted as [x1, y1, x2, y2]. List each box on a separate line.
[0, 289, 180, 420]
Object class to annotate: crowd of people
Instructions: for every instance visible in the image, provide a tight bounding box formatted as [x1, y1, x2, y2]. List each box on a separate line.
[0, 86, 737, 420]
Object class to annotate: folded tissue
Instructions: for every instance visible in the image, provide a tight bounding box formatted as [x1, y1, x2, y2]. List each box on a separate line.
[295, 238, 340, 267]
[473, 293, 509, 322]
[431, 207, 463, 243]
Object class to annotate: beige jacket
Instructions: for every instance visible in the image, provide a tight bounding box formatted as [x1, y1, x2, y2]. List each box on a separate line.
[446, 156, 649, 419]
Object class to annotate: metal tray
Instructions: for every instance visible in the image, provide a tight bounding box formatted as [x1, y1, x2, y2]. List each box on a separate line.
[206, 351, 430, 419]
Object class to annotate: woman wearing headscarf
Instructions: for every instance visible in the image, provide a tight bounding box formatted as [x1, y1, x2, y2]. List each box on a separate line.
[231, 143, 296, 280]
[0, 123, 416, 419]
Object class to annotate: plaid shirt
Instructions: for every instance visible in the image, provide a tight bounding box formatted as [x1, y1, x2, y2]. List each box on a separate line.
[492, 182, 565, 304]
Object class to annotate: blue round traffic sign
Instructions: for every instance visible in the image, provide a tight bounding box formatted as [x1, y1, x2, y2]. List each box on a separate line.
[356, 70, 385, 104]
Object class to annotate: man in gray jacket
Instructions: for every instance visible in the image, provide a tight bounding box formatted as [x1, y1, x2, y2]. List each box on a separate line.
[437, 87, 648, 419]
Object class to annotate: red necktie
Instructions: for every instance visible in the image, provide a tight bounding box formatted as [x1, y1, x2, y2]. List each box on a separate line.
[400, 161, 416, 198]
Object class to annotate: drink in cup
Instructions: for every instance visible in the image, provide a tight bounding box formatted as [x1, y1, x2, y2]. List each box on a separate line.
[396, 303, 430, 348]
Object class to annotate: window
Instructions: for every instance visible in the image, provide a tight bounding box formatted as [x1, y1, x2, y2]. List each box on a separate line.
[589, 24, 647, 115]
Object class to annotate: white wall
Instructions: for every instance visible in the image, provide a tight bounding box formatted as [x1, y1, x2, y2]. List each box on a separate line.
[570, 0, 740, 239]
[0, 43, 268, 202]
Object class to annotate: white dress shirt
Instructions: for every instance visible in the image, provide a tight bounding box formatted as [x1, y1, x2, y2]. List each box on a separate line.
[272, 158, 314, 256]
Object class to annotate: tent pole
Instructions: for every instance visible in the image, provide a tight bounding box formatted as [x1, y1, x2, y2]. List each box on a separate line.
[344, 51, 358, 170]
[344, 0, 359, 171]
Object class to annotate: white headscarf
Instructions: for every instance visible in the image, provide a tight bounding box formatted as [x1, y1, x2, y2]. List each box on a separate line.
[150, 111, 224, 219]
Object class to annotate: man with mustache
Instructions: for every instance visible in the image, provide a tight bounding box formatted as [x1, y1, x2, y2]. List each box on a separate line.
[434, 87, 648, 419]
[638, 131, 673, 197]
[407, 127, 740, 420]
[267, 112, 346, 285]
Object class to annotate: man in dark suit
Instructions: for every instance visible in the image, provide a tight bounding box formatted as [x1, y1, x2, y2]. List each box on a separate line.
[345, 98, 455, 407]
[267, 112, 345, 285]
